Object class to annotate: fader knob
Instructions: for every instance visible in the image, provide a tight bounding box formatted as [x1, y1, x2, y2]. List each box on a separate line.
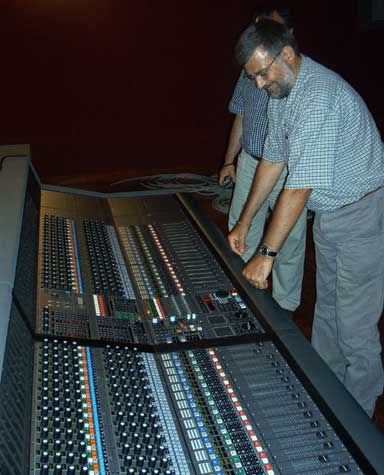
[54, 466, 63, 475]
[147, 444, 154, 455]
[122, 443, 131, 454]
[53, 439, 62, 450]
[134, 444, 142, 455]
[40, 439, 49, 450]
[161, 457, 170, 468]
[66, 440, 74, 451]
[148, 456, 157, 467]
[116, 411, 124, 422]
[158, 445, 166, 456]
[40, 465, 49, 475]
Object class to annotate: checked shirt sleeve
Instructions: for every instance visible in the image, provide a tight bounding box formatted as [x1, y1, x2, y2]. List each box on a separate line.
[285, 104, 338, 190]
[263, 101, 286, 163]
[228, 73, 245, 116]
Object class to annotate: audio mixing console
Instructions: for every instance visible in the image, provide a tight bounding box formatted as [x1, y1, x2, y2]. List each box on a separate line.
[36, 192, 265, 347]
[31, 340, 362, 475]
[0, 156, 383, 475]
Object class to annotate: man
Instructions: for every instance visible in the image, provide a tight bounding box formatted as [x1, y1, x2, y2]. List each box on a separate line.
[228, 19, 384, 417]
[219, 3, 307, 312]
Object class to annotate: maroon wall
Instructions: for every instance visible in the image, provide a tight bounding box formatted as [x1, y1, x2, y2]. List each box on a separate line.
[1, 0, 383, 179]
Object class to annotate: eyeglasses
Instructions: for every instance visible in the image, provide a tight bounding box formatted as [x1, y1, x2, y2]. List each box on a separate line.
[244, 50, 282, 81]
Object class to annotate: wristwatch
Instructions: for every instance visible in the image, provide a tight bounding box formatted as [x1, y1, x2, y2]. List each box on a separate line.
[256, 245, 278, 258]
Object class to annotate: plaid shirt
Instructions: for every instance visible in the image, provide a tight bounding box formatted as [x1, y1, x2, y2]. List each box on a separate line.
[229, 72, 269, 157]
[264, 56, 384, 212]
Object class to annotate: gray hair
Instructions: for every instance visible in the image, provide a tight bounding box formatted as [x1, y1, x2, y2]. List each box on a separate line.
[235, 19, 300, 66]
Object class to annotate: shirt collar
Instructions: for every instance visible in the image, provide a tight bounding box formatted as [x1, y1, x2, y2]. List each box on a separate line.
[284, 55, 309, 106]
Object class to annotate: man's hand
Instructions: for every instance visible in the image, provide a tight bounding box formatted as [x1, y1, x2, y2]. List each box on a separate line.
[227, 223, 250, 256]
[242, 253, 274, 289]
[219, 164, 236, 185]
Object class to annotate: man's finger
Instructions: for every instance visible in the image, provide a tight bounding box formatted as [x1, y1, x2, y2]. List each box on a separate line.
[260, 279, 268, 289]
[228, 237, 243, 256]
[236, 239, 246, 255]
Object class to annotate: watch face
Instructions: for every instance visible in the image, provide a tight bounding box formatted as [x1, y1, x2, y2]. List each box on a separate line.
[258, 246, 267, 256]
[257, 246, 277, 257]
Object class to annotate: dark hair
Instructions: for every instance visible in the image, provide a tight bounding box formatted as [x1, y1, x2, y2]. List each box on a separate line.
[235, 19, 300, 66]
[254, 1, 293, 29]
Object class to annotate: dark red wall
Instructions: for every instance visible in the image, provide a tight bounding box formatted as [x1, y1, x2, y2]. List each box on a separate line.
[1, 0, 383, 179]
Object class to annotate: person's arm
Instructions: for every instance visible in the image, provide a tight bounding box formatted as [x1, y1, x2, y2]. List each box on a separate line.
[227, 158, 286, 255]
[242, 188, 311, 288]
[219, 114, 243, 185]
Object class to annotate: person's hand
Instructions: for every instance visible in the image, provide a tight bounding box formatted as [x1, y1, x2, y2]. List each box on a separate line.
[242, 253, 274, 289]
[219, 164, 236, 185]
[227, 223, 250, 256]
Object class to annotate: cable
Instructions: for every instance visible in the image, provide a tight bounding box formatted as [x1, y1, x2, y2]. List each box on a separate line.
[110, 173, 234, 214]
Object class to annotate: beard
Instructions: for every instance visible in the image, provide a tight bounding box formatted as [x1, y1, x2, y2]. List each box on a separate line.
[264, 62, 296, 99]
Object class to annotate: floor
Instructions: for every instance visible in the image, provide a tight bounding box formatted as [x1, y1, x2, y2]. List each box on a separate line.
[44, 169, 384, 432]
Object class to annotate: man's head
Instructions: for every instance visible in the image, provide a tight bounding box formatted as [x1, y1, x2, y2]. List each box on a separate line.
[236, 19, 301, 99]
[253, 1, 293, 30]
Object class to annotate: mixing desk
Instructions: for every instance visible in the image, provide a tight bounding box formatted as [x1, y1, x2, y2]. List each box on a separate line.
[0, 154, 383, 475]
[30, 340, 363, 475]
[36, 192, 264, 348]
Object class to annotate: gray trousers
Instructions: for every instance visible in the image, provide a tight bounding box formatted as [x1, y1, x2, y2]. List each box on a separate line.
[229, 149, 307, 311]
[312, 187, 384, 417]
